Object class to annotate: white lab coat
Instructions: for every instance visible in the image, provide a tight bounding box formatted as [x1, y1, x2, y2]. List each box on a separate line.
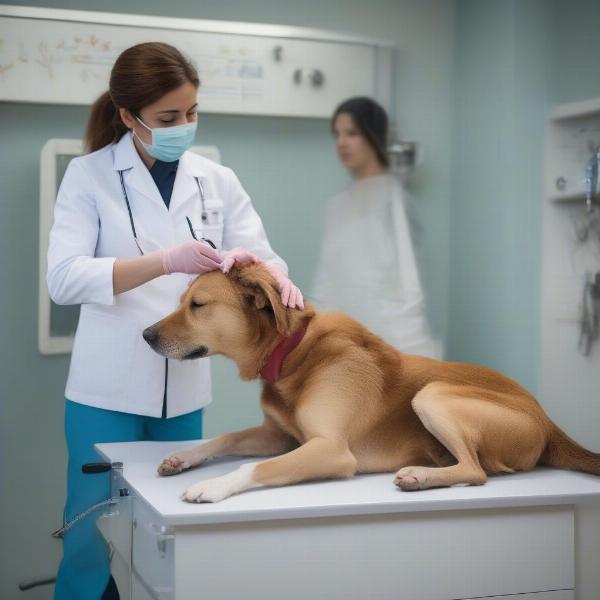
[47, 132, 286, 417]
[311, 173, 441, 358]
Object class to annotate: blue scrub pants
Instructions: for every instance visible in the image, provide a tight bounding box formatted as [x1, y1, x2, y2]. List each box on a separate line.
[54, 400, 203, 600]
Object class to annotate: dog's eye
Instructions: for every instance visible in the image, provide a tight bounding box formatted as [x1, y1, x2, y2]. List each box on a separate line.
[191, 301, 204, 309]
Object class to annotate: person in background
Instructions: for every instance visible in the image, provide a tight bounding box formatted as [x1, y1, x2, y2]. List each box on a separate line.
[47, 42, 302, 600]
[311, 96, 440, 358]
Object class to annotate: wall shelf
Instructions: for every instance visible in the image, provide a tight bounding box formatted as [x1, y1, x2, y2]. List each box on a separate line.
[550, 97, 600, 123]
[549, 191, 600, 204]
[540, 95, 600, 456]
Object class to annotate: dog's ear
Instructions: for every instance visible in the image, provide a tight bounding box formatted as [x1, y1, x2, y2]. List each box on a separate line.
[229, 264, 309, 337]
[243, 285, 268, 311]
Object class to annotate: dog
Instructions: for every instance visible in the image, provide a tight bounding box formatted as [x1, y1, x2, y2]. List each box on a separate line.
[143, 263, 600, 503]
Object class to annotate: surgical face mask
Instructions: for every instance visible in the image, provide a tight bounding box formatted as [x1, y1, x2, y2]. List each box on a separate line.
[134, 116, 197, 162]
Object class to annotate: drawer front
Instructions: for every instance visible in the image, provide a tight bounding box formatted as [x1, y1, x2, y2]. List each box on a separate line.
[174, 506, 574, 599]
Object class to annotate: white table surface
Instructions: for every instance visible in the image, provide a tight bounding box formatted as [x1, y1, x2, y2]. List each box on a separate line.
[96, 440, 600, 526]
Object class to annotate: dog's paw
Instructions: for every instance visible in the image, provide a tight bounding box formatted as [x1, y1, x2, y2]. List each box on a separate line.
[181, 476, 237, 503]
[158, 451, 202, 476]
[393, 466, 429, 491]
[181, 463, 260, 503]
[158, 456, 185, 476]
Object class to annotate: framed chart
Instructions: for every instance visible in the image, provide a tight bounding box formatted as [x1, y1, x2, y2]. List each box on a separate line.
[0, 5, 393, 118]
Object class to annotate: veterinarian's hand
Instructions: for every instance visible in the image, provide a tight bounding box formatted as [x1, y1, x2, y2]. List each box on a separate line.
[220, 247, 259, 274]
[266, 264, 304, 309]
[162, 240, 223, 275]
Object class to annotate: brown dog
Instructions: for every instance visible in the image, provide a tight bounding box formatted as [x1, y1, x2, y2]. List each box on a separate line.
[143, 263, 600, 503]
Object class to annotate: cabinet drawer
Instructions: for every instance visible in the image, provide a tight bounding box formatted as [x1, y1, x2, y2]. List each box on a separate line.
[174, 506, 574, 599]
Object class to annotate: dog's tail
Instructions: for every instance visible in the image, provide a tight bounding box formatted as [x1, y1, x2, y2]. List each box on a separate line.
[540, 424, 600, 475]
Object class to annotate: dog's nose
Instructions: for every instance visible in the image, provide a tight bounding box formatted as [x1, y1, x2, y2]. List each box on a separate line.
[143, 326, 158, 345]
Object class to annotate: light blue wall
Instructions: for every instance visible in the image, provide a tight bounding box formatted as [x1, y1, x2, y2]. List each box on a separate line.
[449, 0, 600, 397]
[0, 1, 454, 597]
[450, 0, 551, 392]
[450, 0, 520, 375]
[551, 0, 600, 105]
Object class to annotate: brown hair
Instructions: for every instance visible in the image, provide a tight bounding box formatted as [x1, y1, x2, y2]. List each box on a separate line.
[85, 42, 200, 153]
[331, 96, 389, 168]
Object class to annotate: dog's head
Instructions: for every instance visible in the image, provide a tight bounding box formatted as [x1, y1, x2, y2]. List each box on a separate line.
[143, 263, 313, 378]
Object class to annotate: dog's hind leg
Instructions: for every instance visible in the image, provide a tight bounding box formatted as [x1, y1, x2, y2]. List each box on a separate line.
[394, 382, 544, 491]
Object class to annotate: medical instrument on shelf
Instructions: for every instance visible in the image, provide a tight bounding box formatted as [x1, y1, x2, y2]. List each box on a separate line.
[572, 145, 600, 246]
[584, 145, 600, 213]
[578, 271, 600, 357]
[387, 138, 421, 184]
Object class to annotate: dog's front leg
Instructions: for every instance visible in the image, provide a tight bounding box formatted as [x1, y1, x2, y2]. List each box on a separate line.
[158, 421, 297, 476]
[181, 437, 357, 502]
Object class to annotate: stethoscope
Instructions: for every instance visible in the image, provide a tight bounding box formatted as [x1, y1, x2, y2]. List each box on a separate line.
[118, 170, 216, 256]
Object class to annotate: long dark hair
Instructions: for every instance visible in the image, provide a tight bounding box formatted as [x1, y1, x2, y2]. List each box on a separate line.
[85, 42, 200, 153]
[331, 96, 389, 168]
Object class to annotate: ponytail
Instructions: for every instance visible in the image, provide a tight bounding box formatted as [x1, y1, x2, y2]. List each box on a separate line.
[84, 91, 128, 153]
[84, 43, 200, 154]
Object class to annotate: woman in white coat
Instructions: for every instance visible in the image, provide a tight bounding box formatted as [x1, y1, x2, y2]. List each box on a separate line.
[47, 42, 302, 600]
[312, 97, 440, 358]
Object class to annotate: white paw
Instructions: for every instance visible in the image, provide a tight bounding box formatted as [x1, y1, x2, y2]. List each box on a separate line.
[181, 463, 261, 503]
[182, 477, 237, 503]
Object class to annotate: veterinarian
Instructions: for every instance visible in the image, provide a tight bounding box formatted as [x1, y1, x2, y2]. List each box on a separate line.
[311, 96, 440, 358]
[47, 42, 302, 600]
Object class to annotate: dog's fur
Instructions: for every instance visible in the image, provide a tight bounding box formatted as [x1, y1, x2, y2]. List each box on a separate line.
[143, 264, 600, 503]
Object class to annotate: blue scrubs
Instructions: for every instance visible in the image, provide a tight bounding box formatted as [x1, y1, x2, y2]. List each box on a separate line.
[56, 159, 200, 599]
[54, 401, 203, 599]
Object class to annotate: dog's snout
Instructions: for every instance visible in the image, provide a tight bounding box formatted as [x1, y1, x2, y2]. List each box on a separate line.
[143, 326, 159, 345]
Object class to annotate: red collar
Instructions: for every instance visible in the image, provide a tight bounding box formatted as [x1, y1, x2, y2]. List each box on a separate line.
[260, 325, 307, 382]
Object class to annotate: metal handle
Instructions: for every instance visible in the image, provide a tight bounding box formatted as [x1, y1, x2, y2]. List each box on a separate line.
[52, 462, 128, 539]
[82, 462, 112, 474]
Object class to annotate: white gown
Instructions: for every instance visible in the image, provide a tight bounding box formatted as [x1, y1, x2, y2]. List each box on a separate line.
[311, 173, 441, 358]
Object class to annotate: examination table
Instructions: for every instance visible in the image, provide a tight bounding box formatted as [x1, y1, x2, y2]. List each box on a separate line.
[95, 440, 600, 600]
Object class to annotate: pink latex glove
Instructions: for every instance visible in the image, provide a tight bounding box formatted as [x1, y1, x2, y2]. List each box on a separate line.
[218, 248, 303, 310]
[265, 264, 304, 309]
[162, 240, 223, 275]
[220, 247, 260, 273]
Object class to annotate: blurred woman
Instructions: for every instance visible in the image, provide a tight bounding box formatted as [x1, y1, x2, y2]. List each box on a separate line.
[312, 96, 439, 357]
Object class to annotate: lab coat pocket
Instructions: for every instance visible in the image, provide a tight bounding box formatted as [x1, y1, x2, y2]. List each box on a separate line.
[201, 199, 224, 249]
[68, 309, 137, 402]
